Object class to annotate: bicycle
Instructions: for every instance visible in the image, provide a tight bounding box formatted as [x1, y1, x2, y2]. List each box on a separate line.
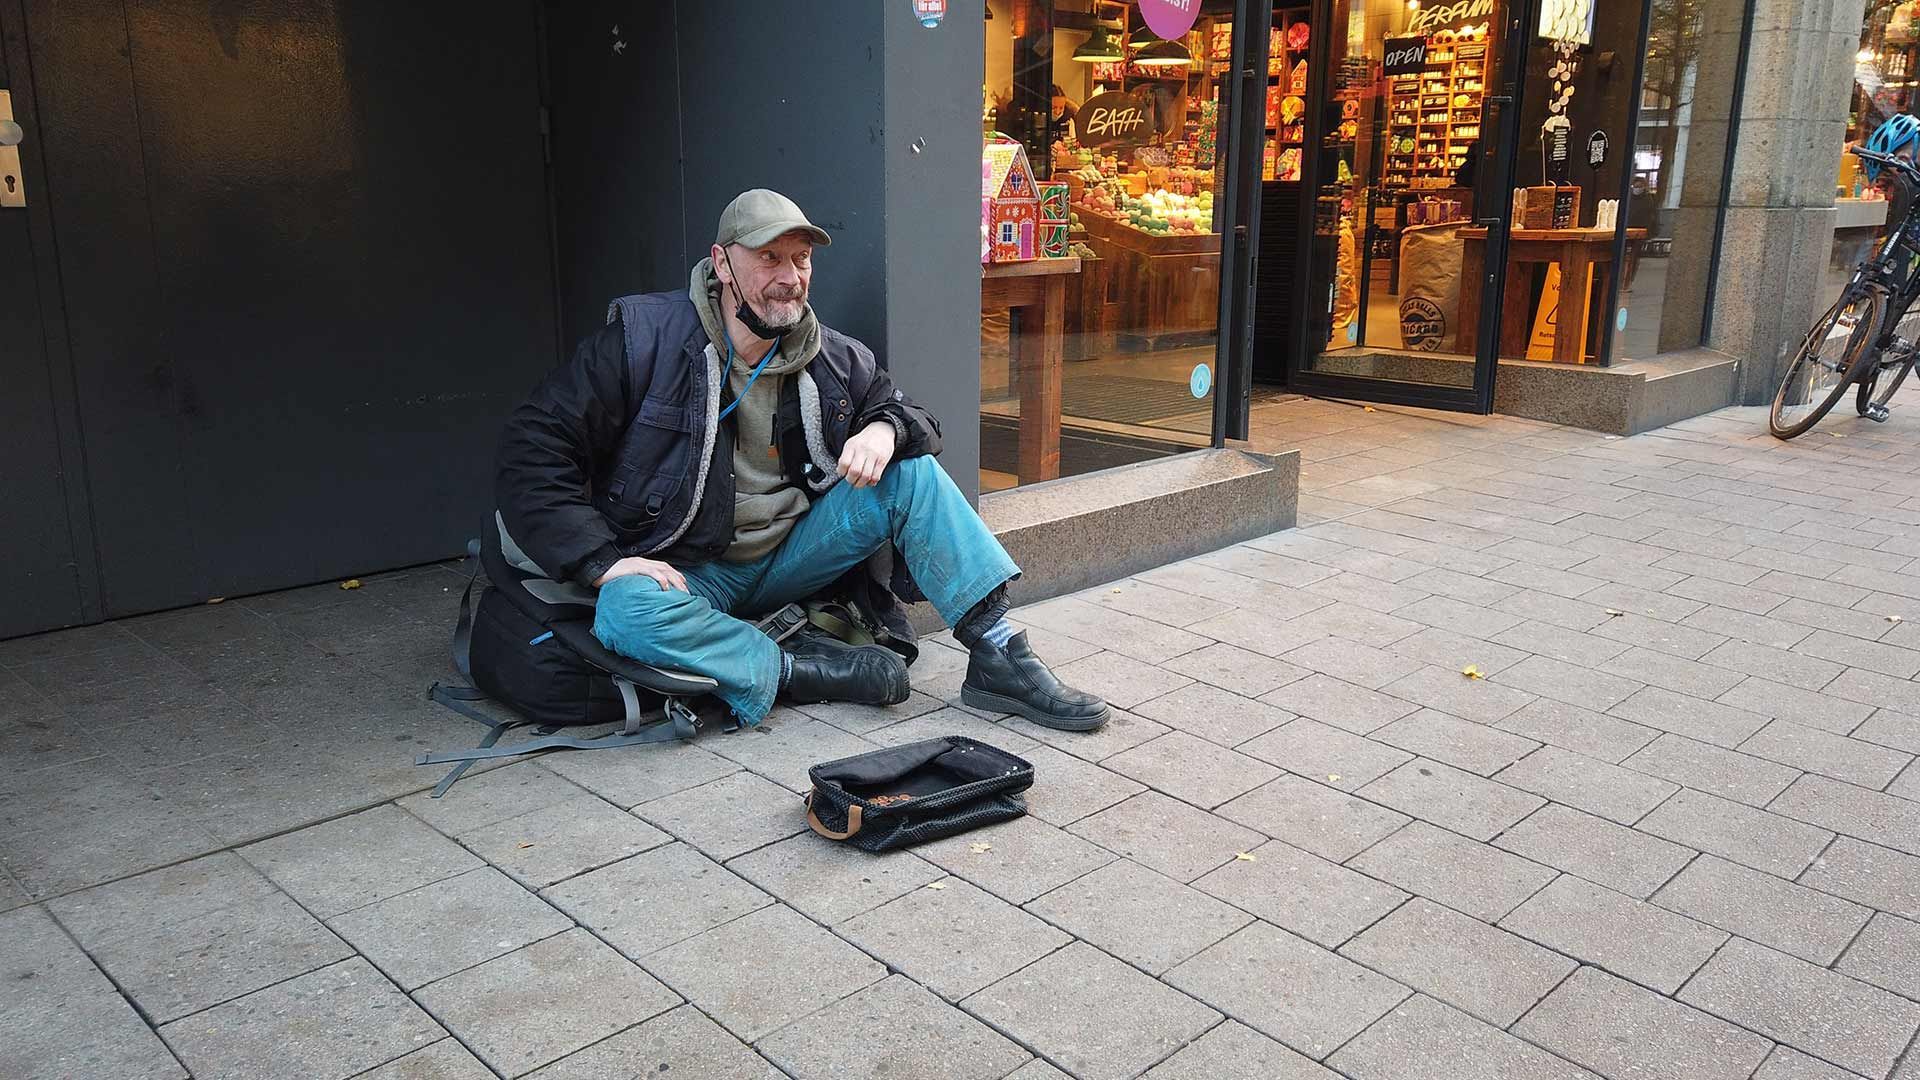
[1770, 147, 1920, 438]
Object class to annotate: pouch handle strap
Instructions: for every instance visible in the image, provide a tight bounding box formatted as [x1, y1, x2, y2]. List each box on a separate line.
[804, 793, 863, 840]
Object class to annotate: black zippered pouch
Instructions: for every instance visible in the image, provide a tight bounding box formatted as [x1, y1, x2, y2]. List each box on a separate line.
[803, 736, 1033, 852]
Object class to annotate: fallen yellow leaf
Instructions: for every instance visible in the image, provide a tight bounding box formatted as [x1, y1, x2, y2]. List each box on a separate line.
[926, 881, 948, 891]
[1235, 852, 1258, 862]
[1830, 431, 1847, 438]
[517, 842, 535, 849]
[340, 579, 363, 590]
[1603, 609, 1625, 617]
[1462, 665, 1485, 680]
[1328, 774, 1342, 782]
[1890, 615, 1905, 624]
[206, 597, 226, 604]
[969, 842, 993, 854]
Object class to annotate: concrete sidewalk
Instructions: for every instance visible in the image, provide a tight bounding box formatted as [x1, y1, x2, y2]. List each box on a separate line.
[8, 384, 1920, 1079]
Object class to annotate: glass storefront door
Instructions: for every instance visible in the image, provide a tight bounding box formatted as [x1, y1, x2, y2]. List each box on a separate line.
[1282, 0, 1532, 410]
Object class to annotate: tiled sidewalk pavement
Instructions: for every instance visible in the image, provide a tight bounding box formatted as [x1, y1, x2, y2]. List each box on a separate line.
[8, 384, 1920, 1078]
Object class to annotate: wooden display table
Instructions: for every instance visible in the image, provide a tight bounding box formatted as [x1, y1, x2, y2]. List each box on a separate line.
[1457, 227, 1648, 364]
[1075, 212, 1223, 346]
[982, 257, 1081, 484]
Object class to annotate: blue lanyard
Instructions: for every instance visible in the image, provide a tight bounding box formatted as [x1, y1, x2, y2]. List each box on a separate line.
[719, 335, 781, 424]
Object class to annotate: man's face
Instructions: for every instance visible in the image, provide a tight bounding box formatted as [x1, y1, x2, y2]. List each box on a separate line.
[714, 232, 813, 331]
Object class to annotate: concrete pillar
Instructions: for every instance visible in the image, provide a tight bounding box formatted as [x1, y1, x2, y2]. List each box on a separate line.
[1707, 0, 1866, 403]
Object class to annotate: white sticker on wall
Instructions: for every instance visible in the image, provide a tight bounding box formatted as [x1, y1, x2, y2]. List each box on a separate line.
[1616, 307, 1628, 332]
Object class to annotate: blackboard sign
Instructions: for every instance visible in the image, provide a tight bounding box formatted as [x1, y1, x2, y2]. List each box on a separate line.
[1076, 91, 1153, 147]
[1383, 37, 1429, 76]
[1587, 129, 1608, 167]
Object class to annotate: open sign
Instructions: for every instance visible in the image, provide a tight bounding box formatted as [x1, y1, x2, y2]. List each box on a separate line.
[1383, 37, 1428, 76]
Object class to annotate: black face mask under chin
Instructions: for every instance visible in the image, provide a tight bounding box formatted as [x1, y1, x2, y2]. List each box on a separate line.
[722, 251, 800, 341]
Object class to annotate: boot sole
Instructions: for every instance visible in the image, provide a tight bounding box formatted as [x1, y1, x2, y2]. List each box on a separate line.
[961, 686, 1110, 731]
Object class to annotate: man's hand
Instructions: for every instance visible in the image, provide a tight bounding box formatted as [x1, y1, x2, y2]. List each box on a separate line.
[838, 421, 896, 488]
[594, 556, 688, 592]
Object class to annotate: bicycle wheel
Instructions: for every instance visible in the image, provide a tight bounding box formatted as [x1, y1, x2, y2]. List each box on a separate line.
[1772, 286, 1884, 439]
[1859, 354, 1914, 414]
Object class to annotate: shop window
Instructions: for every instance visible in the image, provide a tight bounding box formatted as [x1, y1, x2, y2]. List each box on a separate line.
[1619, 0, 1740, 355]
[979, 0, 1231, 493]
[1824, 2, 1920, 317]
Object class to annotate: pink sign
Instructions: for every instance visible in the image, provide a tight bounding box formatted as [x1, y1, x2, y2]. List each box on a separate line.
[1138, 0, 1200, 41]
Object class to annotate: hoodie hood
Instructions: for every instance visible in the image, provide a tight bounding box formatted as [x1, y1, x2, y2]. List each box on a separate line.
[689, 257, 819, 375]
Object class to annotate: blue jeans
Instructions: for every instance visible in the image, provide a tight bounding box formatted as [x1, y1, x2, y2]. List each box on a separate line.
[592, 456, 1019, 724]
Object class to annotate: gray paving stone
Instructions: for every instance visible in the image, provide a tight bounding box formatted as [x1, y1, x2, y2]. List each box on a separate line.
[47, 852, 353, 1020]
[1404, 566, 1524, 606]
[1396, 595, 1527, 640]
[417, 928, 678, 1075]
[537, 739, 740, 809]
[1014, 744, 1146, 827]
[241, 805, 483, 917]
[1802, 838, 1920, 922]
[1492, 618, 1637, 666]
[1198, 543, 1345, 588]
[1669, 575, 1788, 616]
[1357, 759, 1544, 842]
[1494, 697, 1661, 763]
[1655, 854, 1871, 966]
[1341, 900, 1574, 1027]
[1841, 913, 1920, 1002]
[1089, 577, 1237, 628]
[1188, 608, 1327, 658]
[968, 941, 1220, 1080]
[1142, 1020, 1338, 1079]
[398, 761, 585, 836]
[1500, 874, 1725, 994]
[1742, 720, 1913, 790]
[1830, 668, 1920, 716]
[461, 795, 672, 888]
[1133, 682, 1296, 748]
[1680, 937, 1920, 1080]
[1102, 731, 1282, 809]
[1602, 646, 1747, 701]
[1858, 711, 1920, 754]
[758, 974, 1030, 1080]
[1286, 600, 1425, 647]
[1641, 787, 1834, 879]
[1259, 673, 1420, 735]
[1165, 921, 1409, 1061]
[351, 1039, 495, 1080]
[0, 906, 188, 1080]
[1752, 1046, 1870, 1080]
[650, 904, 886, 1043]
[1587, 582, 1712, 623]
[160, 957, 442, 1080]
[1389, 625, 1530, 675]
[1609, 686, 1772, 747]
[1497, 745, 1679, 824]
[521, 1005, 775, 1079]
[1624, 732, 1802, 807]
[791, 690, 946, 735]
[726, 832, 941, 925]
[1070, 790, 1267, 881]
[634, 770, 806, 861]
[1682, 604, 1814, 650]
[327, 866, 571, 990]
[1176, 641, 1314, 698]
[1238, 717, 1413, 791]
[1328, 994, 1600, 1080]
[1032, 858, 1252, 973]
[1378, 665, 1536, 725]
[1345, 819, 1556, 921]
[918, 813, 1113, 904]
[871, 706, 1042, 756]
[1495, 802, 1694, 898]
[1193, 838, 1404, 949]
[706, 713, 881, 793]
[1514, 967, 1770, 1080]
[542, 842, 770, 958]
[1017, 597, 1211, 663]
[1493, 654, 1645, 711]
[1773, 774, 1920, 857]
[1001, 706, 1172, 763]
[1216, 775, 1410, 861]
[839, 876, 1069, 999]
[1701, 638, 1846, 692]
[1373, 710, 1540, 776]
[1490, 587, 1616, 631]
[1282, 636, 1424, 689]
[1797, 629, 1920, 679]
[1592, 611, 1730, 660]
[1047, 650, 1195, 710]
[1004, 1061, 1074, 1080]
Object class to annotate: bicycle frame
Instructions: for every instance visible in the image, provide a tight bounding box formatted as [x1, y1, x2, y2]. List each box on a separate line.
[1850, 148, 1920, 363]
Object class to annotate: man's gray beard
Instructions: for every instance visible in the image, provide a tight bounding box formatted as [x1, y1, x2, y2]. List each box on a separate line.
[761, 295, 806, 330]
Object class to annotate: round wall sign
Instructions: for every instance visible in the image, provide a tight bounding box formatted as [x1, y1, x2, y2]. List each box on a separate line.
[1139, 0, 1201, 42]
[1190, 363, 1213, 399]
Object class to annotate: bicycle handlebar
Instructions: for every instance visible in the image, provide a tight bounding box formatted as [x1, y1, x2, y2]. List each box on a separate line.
[1853, 146, 1920, 184]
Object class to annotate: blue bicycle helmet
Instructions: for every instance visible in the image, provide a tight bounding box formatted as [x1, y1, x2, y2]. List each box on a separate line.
[1866, 114, 1920, 179]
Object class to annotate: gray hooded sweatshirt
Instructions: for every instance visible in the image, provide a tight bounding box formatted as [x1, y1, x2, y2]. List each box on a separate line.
[690, 258, 822, 562]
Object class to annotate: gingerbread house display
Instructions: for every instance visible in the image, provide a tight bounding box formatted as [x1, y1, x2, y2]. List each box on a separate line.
[982, 139, 1040, 263]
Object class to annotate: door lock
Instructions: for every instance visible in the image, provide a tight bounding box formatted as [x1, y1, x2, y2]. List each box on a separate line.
[0, 91, 23, 208]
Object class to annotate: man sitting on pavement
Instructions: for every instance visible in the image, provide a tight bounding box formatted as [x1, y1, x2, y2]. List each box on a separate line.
[494, 189, 1108, 732]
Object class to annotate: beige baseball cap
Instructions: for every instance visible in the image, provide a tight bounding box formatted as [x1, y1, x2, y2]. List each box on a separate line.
[716, 188, 832, 249]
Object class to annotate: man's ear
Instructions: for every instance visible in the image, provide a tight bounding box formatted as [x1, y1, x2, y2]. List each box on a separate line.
[710, 244, 729, 284]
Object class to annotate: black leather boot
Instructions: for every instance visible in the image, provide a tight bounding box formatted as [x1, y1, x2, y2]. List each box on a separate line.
[961, 632, 1110, 731]
[782, 635, 911, 706]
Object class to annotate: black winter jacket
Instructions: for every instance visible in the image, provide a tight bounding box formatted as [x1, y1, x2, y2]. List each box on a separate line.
[494, 290, 942, 615]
